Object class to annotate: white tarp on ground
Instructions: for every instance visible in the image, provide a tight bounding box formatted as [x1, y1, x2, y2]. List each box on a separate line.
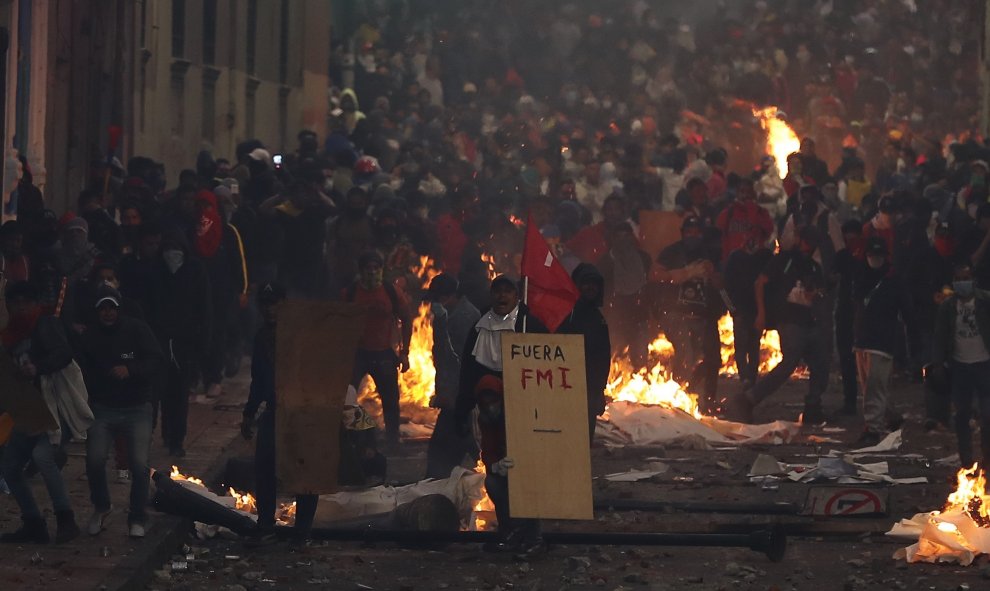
[887, 510, 990, 565]
[596, 401, 801, 447]
[313, 466, 486, 525]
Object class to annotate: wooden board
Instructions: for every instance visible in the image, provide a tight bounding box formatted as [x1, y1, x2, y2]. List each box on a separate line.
[501, 332, 593, 520]
[275, 300, 366, 495]
[638, 210, 684, 261]
[0, 353, 57, 436]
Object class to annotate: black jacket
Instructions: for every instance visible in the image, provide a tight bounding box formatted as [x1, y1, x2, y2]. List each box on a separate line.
[558, 300, 611, 415]
[852, 264, 912, 356]
[150, 251, 213, 357]
[78, 316, 163, 407]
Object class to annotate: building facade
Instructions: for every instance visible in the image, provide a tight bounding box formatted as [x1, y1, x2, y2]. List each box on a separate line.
[1, 0, 331, 219]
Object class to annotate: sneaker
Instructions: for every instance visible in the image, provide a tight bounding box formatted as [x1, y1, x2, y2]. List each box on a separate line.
[87, 506, 113, 536]
[0, 517, 50, 544]
[55, 510, 80, 544]
[128, 522, 146, 538]
[116, 469, 131, 483]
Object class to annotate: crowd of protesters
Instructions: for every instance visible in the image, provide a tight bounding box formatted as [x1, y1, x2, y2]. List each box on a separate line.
[1, 0, 990, 553]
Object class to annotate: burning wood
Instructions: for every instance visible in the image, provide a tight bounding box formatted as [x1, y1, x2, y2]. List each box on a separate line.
[892, 465, 990, 565]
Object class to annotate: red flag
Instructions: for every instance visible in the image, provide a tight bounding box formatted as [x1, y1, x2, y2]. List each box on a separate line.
[521, 214, 579, 332]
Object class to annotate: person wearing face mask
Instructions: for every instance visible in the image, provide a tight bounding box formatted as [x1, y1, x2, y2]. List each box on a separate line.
[558, 264, 612, 441]
[56, 216, 97, 286]
[655, 216, 724, 413]
[151, 233, 212, 458]
[724, 228, 774, 390]
[77, 284, 162, 539]
[454, 276, 548, 559]
[858, 194, 900, 261]
[932, 263, 990, 469]
[344, 251, 412, 450]
[730, 226, 829, 424]
[715, 179, 775, 260]
[851, 238, 913, 444]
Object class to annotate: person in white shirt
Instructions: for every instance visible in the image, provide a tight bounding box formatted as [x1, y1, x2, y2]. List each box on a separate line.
[932, 262, 990, 468]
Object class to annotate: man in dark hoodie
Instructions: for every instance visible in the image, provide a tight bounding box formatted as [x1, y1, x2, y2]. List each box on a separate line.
[558, 263, 612, 441]
[852, 238, 913, 444]
[455, 276, 548, 560]
[152, 232, 212, 457]
[78, 284, 162, 539]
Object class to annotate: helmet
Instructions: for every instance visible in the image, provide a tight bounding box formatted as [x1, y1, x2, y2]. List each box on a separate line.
[354, 155, 380, 176]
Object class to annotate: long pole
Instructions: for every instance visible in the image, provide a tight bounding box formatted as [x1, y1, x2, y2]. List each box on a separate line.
[303, 526, 787, 562]
[522, 275, 528, 333]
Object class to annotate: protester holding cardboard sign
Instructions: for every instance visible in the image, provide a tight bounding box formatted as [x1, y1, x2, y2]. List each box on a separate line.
[454, 276, 548, 559]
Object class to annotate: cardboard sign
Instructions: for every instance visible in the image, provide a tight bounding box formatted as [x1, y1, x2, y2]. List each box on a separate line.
[638, 210, 684, 261]
[276, 301, 366, 495]
[501, 332, 593, 520]
[0, 353, 57, 436]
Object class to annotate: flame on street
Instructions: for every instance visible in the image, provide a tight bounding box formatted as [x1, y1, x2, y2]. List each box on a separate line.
[170, 465, 205, 487]
[897, 464, 990, 564]
[754, 106, 801, 179]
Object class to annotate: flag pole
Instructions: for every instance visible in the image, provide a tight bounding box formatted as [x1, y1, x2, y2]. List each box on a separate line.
[522, 275, 528, 333]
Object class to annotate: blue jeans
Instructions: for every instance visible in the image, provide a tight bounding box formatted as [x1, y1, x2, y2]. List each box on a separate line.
[1, 431, 72, 519]
[950, 361, 990, 467]
[86, 403, 153, 524]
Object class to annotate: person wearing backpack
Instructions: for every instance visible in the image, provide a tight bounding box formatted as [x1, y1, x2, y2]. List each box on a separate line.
[344, 251, 411, 449]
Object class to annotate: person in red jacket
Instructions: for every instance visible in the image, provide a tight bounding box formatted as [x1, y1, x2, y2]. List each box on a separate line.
[436, 183, 479, 276]
[716, 179, 775, 259]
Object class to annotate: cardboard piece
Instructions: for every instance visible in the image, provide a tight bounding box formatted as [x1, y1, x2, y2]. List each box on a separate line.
[275, 301, 366, 495]
[802, 486, 889, 517]
[637, 210, 684, 261]
[501, 333, 593, 520]
[0, 353, 57, 436]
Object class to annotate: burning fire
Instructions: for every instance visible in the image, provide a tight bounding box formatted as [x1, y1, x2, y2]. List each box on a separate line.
[718, 315, 784, 376]
[754, 106, 800, 179]
[895, 464, 990, 564]
[170, 465, 204, 487]
[481, 253, 498, 280]
[945, 464, 990, 526]
[470, 459, 497, 531]
[229, 487, 258, 513]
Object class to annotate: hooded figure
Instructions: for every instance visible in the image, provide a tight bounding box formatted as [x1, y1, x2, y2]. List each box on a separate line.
[340, 88, 366, 136]
[557, 263, 612, 440]
[152, 231, 212, 457]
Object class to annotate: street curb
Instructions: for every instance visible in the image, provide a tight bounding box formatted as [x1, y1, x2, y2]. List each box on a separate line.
[98, 451, 243, 590]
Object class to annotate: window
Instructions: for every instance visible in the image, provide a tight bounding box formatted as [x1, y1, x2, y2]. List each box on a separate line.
[203, 0, 217, 65]
[246, 0, 257, 75]
[202, 69, 219, 142]
[245, 79, 259, 139]
[171, 0, 185, 58]
[279, 0, 289, 83]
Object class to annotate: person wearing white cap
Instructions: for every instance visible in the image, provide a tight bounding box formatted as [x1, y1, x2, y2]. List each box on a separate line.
[77, 283, 163, 539]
